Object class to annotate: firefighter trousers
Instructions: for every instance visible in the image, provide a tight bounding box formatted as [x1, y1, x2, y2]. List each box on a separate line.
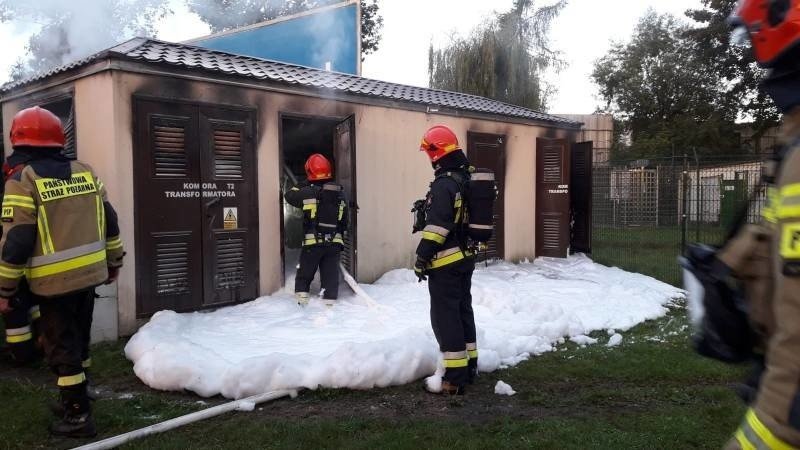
[37, 289, 95, 410]
[3, 283, 41, 364]
[428, 258, 477, 387]
[295, 244, 341, 300]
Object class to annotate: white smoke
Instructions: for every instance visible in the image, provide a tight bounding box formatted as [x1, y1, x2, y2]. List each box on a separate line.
[3, 0, 171, 77]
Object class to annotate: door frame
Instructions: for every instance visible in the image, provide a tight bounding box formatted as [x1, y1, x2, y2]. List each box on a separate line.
[277, 111, 357, 284]
[132, 95, 259, 317]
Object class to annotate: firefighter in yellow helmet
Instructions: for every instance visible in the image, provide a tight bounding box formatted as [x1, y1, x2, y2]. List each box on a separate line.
[0, 106, 124, 438]
[682, 1, 800, 448]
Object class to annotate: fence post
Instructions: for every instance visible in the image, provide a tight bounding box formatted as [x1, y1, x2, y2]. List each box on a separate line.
[681, 154, 688, 255]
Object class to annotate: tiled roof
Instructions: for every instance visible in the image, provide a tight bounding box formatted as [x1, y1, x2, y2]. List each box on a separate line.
[2, 38, 580, 127]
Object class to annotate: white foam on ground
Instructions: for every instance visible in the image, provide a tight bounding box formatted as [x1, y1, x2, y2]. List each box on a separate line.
[125, 255, 684, 399]
[607, 333, 624, 347]
[494, 380, 516, 396]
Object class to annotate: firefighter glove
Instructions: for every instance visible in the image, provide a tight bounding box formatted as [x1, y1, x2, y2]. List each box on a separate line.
[414, 257, 429, 282]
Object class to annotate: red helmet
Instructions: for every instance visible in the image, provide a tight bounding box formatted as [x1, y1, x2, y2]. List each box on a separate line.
[731, 0, 800, 67]
[9, 106, 65, 148]
[305, 153, 333, 181]
[420, 125, 460, 163]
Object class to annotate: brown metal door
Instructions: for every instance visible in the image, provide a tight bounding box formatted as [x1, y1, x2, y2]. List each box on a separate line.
[536, 138, 570, 258]
[134, 99, 259, 316]
[570, 141, 593, 254]
[134, 100, 204, 316]
[334, 116, 357, 277]
[199, 106, 259, 306]
[467, 132, 506, 260]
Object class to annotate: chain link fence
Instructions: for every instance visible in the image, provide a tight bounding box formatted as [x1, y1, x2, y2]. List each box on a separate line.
[591, 154, 769, 286]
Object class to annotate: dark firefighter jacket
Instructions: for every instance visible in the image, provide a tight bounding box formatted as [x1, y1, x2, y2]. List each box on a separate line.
[416, 151, 473, 270]
[0, 150, 124, 298]
[284, 180, 348, 246]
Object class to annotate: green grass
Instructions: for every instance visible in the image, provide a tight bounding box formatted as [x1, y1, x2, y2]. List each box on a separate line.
[592, 225, 730, 286]
[0, 308, 750, 449]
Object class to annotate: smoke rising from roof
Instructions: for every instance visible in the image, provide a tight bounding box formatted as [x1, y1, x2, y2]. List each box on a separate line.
[1, 0, 170, 78]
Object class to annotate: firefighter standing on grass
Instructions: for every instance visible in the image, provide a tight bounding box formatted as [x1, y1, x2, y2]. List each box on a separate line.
[683, 1, 800, 448]
[285, 153, 348, 307]
[0, 106, 124, 438]
[415, 125, 478, 395]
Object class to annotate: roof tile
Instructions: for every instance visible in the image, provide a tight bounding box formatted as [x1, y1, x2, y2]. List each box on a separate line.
[1, 38, 579, 127]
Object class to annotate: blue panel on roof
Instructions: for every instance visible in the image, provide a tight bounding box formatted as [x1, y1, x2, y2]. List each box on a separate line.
[193, 3, 359, 75]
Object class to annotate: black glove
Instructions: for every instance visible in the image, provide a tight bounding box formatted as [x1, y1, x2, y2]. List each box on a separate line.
[414, 257, 429, 282]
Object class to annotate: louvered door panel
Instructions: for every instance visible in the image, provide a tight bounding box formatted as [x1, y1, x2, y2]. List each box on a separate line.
[212, 125, 244, 179]
[200, 108, 258, 306]
[536, 138, 570, 258]
[154, 235, 191, 295]
[152, 119, 189, 178]
[135, 101, 203, 316]
[214, 233, 246, 290]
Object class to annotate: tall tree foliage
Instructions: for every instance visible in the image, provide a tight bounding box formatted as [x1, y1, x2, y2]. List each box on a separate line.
[189, 0, 384, 59]
[0, 0, 171, 81]
[685, 0, 779, 141]
[593, 11, 742, 159]
[428, 0, 566, 112]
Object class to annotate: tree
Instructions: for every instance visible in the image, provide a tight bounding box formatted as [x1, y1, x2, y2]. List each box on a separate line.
[428, 0, 566, 112]
[188, 0, 384, 60]
[685, 0, 780, 149]
[0, 0, 171, 81]
[593, 11, 741, 159]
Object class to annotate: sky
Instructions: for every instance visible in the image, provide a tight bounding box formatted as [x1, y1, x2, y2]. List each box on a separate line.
[0, 0, 705, 114]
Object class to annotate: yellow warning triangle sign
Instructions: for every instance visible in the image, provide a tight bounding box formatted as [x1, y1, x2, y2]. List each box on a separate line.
[225, 209, 236, 221]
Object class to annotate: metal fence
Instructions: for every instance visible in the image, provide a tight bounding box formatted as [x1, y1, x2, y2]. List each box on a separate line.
[591, 154, 769, 286]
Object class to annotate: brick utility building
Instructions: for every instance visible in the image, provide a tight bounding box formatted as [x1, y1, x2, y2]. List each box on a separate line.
[0, 38, 588, 338]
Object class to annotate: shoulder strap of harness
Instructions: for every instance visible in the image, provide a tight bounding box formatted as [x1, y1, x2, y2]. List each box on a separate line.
[2, 163, 26, 183]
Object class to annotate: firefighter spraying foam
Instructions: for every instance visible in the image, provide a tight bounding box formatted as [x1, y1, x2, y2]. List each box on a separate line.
[284, 153, 349, 307]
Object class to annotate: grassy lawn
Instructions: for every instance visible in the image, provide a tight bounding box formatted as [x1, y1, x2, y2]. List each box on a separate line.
[592, 225, 729, 286]
[1, 307, 749, 449]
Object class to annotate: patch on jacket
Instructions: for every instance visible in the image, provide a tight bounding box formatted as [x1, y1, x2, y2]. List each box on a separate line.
[1, 207, 12, 222]
[780, 223, 800, 259]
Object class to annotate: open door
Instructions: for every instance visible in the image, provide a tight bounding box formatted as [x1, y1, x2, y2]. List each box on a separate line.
[570, 141, 593, 254]
[536, 138, 570, 258]
[334, 115, 357, 277]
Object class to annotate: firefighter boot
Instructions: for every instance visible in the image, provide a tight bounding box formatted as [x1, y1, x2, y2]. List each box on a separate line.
[50, 384, 97, 438]
[468, 360, 479, 385]
[296, 292, 310, 306]
[424, 379, 465, 396]
[50, 371, 97, 417]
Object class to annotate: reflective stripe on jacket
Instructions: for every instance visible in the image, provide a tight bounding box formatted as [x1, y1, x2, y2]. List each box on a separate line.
[416, 167, 473, 270]
[284, 181, 348, 247]
[0, 161, 124, 297]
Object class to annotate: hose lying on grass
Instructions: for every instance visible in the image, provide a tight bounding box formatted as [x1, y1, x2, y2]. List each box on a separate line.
[73, 389, 300, 450]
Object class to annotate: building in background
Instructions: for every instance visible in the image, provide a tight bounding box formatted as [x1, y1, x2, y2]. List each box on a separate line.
[558, 114, 613, 164]
[1, 37, 581, 340]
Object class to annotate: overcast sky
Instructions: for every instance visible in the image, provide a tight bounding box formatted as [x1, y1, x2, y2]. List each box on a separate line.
[0, 0, 704, 114]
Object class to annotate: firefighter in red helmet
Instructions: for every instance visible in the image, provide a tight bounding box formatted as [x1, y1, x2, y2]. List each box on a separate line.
[687, 1, 800, 448]
[415, 125, 478, 395]
[284, 154, 348, 306]
[0, 106, 124, 438]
